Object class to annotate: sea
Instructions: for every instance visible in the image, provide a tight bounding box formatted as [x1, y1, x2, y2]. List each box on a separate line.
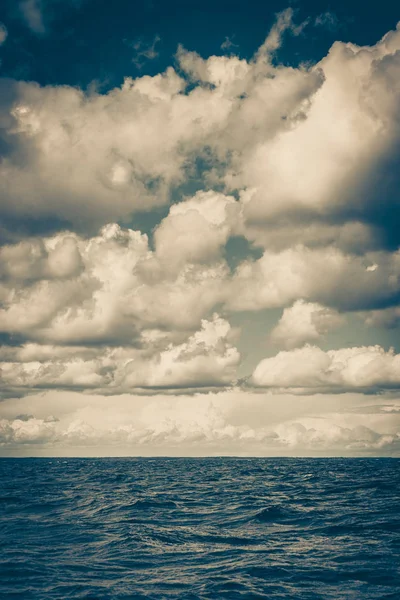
[1, 457, 399, 599]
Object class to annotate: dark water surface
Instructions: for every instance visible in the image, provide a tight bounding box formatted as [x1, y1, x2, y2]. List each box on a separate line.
[1, 458, 399, 599]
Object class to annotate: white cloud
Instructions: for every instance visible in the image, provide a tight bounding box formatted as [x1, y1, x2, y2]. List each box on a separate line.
[0, 11, 324, 233]
[254, 8, 307, 57]
[270, 300, 345, 348]
[273, 420, 399, 451]
[227, 245, 400, 312]
[235, 24, 400, 231]
[0, 223, 231, 344]
[111, 313, 240, 390]
[0, 13, 400, 455]
[0, 234, 83, 281]
[1, 224, 399, 383]
[0, 416, 57, 445]
[252, 344, 400, 392]
[0, 314, 239, 395]
[1, 17, 399, 253]
[0, 390, 399, 455]
[154, 190, 240, 269]
[0, 71, 187, 228]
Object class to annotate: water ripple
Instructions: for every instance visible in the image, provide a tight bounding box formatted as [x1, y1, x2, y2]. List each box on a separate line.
[0, 457, 399, 599]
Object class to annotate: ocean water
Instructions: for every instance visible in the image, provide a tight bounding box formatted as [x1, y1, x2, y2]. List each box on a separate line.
[1, 458, 399, 600]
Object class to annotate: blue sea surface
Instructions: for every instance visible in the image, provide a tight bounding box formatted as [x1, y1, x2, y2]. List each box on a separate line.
[1, 457, 399, 599]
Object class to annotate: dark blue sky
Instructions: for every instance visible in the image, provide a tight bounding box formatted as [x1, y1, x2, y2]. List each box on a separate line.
[0, 0, 399, 90]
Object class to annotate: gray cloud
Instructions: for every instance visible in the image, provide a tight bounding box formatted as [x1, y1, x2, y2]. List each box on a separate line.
[0, 23, 8, 45]
[314, 12, 339, 31]
[129, 35, 161, 69]
[19, 0, 45, 34]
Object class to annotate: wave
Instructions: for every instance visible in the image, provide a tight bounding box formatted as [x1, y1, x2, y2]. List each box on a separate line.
[0, 457, 399, 599]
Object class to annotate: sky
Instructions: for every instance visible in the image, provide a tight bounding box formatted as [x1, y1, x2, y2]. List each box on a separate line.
[0, 0, 400, 457]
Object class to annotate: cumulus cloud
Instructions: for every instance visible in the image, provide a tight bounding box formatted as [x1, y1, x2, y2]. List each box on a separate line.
[0, 235, 83, 281]
[252, 344, 400, 392]
[0, 222, 232, 344]
[0, 314, 240, 395]
[0, 11, 335, 237]
[154, 190, 240, 268]
[0, 415, 57, 445]
[236, 26, 400, 238]
[0, 390, 399, 455]
[273, 420, 399, 452]
[1, 15, 399, 251]
[7, 413, 396, 452]
[270, 300, 345, 349]
[0, 71, 189, 230]
[0, 11, 400, 454]
[1, 222, 400, 396]
[227, 246, 400, 312]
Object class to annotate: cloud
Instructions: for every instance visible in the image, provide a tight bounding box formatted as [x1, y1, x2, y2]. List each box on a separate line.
[1, 16, 399, 251]
[17, 0, 84, 35]
[154, 190, 240, 269]
[254, 8, 308, 58]
[363, 306, 400, 329]
[234, 24, 400, 251]
[0, 416, 57, 445]
[272, 420, 399, 451]
[0, 23, 8, 45]
[0, 71, 188, 230]
[220, 36, 238, 52]
[0, 235, 83, 281]
[1, 222, 399, 389]
[8, 414, 397, 451]
[19, 0, 45, 34]
[0, 222, 232, 346]
[252, 344, 400, 392]
[314, 12, 339, 31]
[0, 12, 324, 235]
[130, 35, 161, 69]
[227, 245, 400, 312]
[0, 390, 399, 455]
[110, 313, 240, 390]
[270, 300, 345, 349]
[0, 314, 240, 395]
[0, 11, 400, 456]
